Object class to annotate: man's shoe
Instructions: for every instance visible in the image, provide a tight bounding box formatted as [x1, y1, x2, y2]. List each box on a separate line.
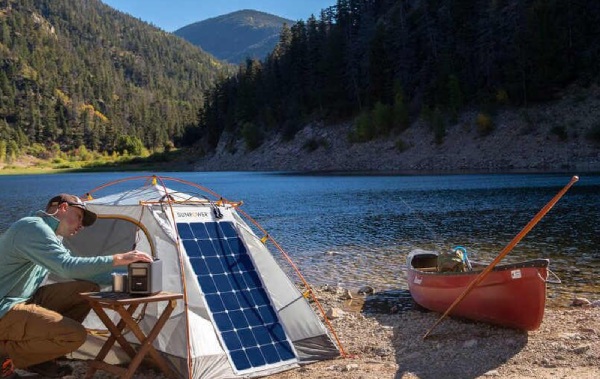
[25, 360, 72, 378]
[1, 358, 20, 379]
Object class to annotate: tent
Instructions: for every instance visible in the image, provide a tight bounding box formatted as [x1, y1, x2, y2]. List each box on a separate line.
[60, 175, 342, 378]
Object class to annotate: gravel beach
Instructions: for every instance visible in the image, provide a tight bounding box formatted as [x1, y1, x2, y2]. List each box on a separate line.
[269, 287, 600, 379]
[52, 286, 599, 379]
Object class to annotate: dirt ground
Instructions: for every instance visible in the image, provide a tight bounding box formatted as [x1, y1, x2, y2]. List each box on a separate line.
[53, 286, 599, 379]
[35, 288, 600, 379]
[268, 287, 600, 379]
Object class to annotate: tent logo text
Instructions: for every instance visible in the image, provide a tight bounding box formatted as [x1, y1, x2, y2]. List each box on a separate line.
[176, 211, 209, 218]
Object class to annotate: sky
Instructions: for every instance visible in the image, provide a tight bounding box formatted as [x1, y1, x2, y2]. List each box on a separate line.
[101, 0, 338, 32]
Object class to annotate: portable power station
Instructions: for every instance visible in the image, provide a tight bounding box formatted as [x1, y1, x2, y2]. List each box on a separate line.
[128, 259, 162, 295]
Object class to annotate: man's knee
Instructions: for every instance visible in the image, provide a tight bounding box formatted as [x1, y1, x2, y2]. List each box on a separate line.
[62, 321, 88, 350]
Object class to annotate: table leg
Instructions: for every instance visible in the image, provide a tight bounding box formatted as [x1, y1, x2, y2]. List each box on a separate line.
[85, 303, 139, 378]
[116, 299, 178, 378]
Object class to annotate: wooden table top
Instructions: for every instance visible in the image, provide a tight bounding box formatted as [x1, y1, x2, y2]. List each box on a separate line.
[79, 291, 183, 305]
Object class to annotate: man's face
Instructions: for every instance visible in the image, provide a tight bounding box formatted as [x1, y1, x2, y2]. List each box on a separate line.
[55, 203, 84, 237]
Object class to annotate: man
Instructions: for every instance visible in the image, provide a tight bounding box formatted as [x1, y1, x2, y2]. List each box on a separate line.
[0, 194, 152, 378]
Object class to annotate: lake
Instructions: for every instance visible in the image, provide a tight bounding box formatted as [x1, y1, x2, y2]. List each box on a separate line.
[1, 171, 598, 306]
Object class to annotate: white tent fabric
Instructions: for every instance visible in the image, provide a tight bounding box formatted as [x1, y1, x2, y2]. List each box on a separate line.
[61, 182, 339, 378]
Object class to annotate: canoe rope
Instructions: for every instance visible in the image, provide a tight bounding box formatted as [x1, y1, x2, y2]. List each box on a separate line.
[546, 268, 562, 284]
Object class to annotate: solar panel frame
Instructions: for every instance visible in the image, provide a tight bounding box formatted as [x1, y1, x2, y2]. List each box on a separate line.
[177, 218, 298, 374]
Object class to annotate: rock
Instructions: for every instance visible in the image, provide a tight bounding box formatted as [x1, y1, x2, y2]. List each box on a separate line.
[463, 339, 478, 348]
[572, 344, 591, 354]
[571, 297, 592, 306]
[340, 289, 353, 300]
[483, 370, 500, 376]
[578, 327, 596, 335]
[342, 363, 359, 372]
[559, 332, 580, 339]
[321, 284, 336, 293]
[373, 347, 393, 357]
[326, 307, 345, 319]
[358, 286, 375, 295]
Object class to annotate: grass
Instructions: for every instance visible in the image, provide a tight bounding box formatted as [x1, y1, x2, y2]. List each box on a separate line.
[0, 149, 196, 175]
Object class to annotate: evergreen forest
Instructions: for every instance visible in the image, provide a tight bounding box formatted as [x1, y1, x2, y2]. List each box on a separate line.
[194, 0, 600, 151]
[2, 0, 600, 167]
[0, 0, 231, 164]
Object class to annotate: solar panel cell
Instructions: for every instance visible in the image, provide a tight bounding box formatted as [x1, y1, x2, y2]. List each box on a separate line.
[177, 223, 194, 240]
[221, 331, 243, 350]
[213, 313, 234, 331]
[246, 346, 266, 367]
[181, 240, 200, 257]
[204, 257, 225, 273]
[230, 351, 251, 371]
[204, 294, 226, 313]
[262, 344, 282, 364]
[205, 222, 220, 239]
[190, 222, 210, 239]
[249, 287, 270, 305]
[219, 222, 238, 238]
[197, 274, 216, 293]
[198, 240, 218, 257]
[189, 256, 210, 276]
[227, 238, 245, 255]
[237, 328, 258, 348]
[256, 305, 277, 324]
[211, 274, 232, 292]
[275, 341, 295, 361]
[252, 326, 273, 345]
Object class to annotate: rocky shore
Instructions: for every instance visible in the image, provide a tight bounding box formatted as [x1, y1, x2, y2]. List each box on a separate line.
[54, 286, 599, 379]
[194, 88, 600, 174]
[269, 287, 600, 379]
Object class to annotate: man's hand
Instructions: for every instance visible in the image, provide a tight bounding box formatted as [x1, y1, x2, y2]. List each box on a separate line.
[112, 250, 153, 266]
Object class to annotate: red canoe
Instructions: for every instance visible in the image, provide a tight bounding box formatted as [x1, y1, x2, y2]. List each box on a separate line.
[406, 249, 549, 331]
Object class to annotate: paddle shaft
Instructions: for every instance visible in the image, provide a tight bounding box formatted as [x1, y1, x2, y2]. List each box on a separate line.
[423, 175, 579, 339]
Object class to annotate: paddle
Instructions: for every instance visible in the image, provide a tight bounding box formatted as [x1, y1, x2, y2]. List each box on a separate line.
[423, 175, 579, 339]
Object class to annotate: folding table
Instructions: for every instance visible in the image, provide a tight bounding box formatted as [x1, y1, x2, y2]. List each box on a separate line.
[79, 291, 183, 379]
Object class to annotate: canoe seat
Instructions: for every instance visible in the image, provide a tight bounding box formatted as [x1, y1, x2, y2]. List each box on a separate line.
[418, 267, 438, 272]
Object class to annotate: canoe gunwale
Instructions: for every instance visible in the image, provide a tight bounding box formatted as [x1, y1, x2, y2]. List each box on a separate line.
[407, 250, 549, 277]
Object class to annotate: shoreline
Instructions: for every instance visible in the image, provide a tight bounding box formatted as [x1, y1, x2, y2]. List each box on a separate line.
[1, 160, 598, 177]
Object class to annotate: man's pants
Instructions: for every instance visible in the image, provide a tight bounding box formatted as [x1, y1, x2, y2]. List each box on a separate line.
[0, 280, 99, 368]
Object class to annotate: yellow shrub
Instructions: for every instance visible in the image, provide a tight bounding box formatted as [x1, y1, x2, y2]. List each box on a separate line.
[476, 113, 494, 136]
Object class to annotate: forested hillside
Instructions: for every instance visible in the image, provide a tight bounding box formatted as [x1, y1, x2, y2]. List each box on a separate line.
[193, 0, 600, 152]
[0, 0, 232, 163]
[174, 10, 294, 64]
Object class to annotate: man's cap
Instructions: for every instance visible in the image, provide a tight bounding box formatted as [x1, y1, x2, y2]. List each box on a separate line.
[46, 193, 97, 227]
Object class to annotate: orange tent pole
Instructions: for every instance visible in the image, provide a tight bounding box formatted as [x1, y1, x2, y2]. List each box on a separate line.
[423, 175, 579, 339]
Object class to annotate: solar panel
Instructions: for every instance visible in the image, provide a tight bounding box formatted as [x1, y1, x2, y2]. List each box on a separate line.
[178, 221, 298, 373]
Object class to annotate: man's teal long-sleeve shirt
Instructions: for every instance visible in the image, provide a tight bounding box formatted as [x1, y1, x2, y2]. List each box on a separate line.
[0, 213, 114, 318]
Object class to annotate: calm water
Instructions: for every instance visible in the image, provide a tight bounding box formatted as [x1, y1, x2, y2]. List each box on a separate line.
[1, 172, 598, 306]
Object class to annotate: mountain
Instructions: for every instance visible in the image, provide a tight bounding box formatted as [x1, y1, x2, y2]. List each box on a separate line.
[174, 10, 294, 64]
[0, 0, 233, 159]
